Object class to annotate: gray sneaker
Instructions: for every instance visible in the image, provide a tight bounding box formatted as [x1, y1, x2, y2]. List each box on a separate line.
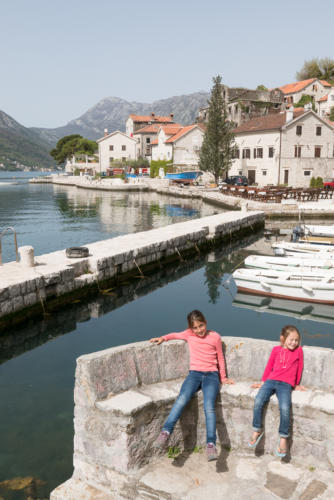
[206, 443, 218, 461]
[153, 430, 170, 449]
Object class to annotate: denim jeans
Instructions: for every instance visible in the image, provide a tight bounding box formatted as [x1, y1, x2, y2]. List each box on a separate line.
[252, 379, 292, 438]
[163, 370, 220, 444]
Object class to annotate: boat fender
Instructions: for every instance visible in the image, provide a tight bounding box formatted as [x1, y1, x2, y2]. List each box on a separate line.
[260, 280, 272, 290]
[301, 284, 313, 293]
[274, 248, 286, 257]
[66, 247, 89, 258]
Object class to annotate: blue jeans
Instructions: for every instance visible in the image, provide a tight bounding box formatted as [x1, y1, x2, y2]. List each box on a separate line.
[253, 379, 292, 438]
[163, 370, 220, 444]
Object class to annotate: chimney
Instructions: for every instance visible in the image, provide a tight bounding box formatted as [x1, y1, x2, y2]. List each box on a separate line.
[286, 106, 294, 123]
[304, 102, 312, 112]
[151, 112, 155, 119]
[170, 113, 174, 121]
[104, 128, 108, 136]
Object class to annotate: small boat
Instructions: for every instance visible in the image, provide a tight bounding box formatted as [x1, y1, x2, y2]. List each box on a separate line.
[244, 254, 334, 272]
[294, 224, 334, 238]
[232, 267, 334, 304]
[273, 241, 334, 257]
[232, 292, 334, 325]
[165, 171, 203, 183]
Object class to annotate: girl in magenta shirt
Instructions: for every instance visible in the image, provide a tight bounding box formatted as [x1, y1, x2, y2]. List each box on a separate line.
[150, 310, 234, 461]
[248, 325, 305, 458]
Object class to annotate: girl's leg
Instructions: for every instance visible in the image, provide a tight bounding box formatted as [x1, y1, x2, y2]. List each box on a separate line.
[202, 371, 220, 445]
[276, 382, 292, 448]
[252, 380, 275, 438]
[163, 371, 201, 435]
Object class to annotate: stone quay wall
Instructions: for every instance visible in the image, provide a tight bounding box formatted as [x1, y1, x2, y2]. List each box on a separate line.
[0, 211, 264, 324]
[51, 337, 334, 500]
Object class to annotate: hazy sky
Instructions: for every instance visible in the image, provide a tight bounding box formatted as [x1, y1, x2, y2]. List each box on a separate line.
[1, 0, 333, 128]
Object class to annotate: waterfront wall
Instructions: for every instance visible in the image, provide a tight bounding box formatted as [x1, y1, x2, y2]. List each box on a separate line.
[51, 337, 334, 500]
[0, 211, 264, 324]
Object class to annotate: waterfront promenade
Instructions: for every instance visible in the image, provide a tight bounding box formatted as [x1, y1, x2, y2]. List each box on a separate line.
[0, 211, 264, 325]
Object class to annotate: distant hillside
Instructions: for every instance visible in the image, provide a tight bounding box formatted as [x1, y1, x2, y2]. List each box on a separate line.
[0, 111, 54, 168]
[31, 92, 210, 146]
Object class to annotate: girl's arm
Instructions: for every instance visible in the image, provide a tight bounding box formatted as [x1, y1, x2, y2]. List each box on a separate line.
[150, 329, 190, 344]
[261, 347, 277, 382]
[294, 347, 305, 389]
[216, 336, 234, 384]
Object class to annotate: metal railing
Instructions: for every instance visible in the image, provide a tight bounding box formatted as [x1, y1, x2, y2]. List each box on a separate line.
[0, 227, 19, 266]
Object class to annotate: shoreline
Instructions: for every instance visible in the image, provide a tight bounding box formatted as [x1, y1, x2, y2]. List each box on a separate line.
[30, 174, 334, 218]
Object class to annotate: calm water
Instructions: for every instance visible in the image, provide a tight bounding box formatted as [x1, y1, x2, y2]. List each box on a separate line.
[0, 172, 334, 499]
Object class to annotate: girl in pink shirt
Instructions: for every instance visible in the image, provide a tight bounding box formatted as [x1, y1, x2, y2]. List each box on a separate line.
[248, 325, 305, 458]
[150, 310, 234, 461]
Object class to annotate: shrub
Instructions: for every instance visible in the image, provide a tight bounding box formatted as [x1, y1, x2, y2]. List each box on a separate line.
[150, 159, 172, 178]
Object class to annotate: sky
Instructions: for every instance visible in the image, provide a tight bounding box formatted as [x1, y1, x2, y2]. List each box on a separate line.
[1, 0, 333, 128]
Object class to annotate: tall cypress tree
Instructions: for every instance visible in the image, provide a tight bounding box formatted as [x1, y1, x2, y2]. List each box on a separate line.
[200, 75, 235, 183]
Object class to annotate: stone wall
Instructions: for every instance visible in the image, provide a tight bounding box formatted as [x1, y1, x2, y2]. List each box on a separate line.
[51, 337, 334, 499]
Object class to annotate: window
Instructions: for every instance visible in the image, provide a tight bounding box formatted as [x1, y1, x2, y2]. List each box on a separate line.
[110, 157, 114, 162]
[242, 148, 250, 159]
[232, 148, 240, 159]
[146, 137, 150, 144]
[316, 126, 322, 136]
[268, 147, 274, 158]
[315, 146, 321, 158]
[296, 125, 302, 136]
[122, 145, 126, 151]
[253, 148, 256, 159]
[122, 157, 126, 161]
[262, 170, 267, 176]
[109, 145, 114, 151]
[256, 147, 263, 158]
[294, 146, 302, 158]
[304, 170, 311, 176]
[238, 171, 243, 175]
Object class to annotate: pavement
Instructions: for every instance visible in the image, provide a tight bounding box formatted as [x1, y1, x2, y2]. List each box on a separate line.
[136, 447, 334, 499]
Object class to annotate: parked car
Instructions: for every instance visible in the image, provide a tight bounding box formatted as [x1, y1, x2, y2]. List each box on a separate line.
[223, 175, 248, 186]
[323, 178, 334, 189]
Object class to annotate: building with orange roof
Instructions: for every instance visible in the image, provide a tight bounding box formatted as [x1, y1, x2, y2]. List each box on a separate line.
[279, 78, 332, 107]
[229, 106, 334, 188]
[317, 87, 334, 118]
[151, 124, 205, 168]
[96, 129, 138, 174]
[126, 112, 174, 137]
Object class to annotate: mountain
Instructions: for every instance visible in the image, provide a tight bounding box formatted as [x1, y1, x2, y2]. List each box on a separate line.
[0, 111, 54, 169]
[31, 92, 210, 146]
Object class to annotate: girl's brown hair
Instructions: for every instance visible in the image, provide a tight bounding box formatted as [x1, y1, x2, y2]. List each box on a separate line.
[280, 325, 301, 345]
[187, 310, 207, 328]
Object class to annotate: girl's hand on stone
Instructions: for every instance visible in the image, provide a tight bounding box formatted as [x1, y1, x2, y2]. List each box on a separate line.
[251, 382, 263, 389]
[294, 385, 306, 391]
[150, 337, 164, 344]
[222, 378, 234, 384]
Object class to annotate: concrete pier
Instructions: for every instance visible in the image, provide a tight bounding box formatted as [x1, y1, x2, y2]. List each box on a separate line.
[51, 337, 334, 499]
[0, 211, 264, 326]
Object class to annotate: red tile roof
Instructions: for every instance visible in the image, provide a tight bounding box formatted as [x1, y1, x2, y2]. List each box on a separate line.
[279, 78, 333, 95]
[151, 138, 158, 145]
[160, 124, 183, 135]
[165, 125, 200, 143]
[233, 109, 305, 134]
[134, 124, 160, 134]
[129, 114, 173, 123]
[320, 80, 332, 87]
[318, 95, 328, 102]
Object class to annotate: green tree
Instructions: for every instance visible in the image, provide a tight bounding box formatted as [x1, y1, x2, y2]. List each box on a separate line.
[296, 58, 334, 85]
[50, 135, 97, 164]
[329, 107, 334, 122]
[199, 75, 235, 183]
[256, 84, 268, 91]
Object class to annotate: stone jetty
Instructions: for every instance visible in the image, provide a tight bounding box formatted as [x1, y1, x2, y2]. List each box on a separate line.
[0, 211, 264, 326]
[51, 337, 334, 499]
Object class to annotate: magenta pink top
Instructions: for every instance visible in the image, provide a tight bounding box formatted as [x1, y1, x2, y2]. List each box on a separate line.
[262, 345, 304, 387]
[162, 329, 227, 382]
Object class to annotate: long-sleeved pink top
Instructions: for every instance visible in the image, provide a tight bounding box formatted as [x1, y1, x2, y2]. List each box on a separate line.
[162, 329, 227, 382]
[261, 345, 303, 387]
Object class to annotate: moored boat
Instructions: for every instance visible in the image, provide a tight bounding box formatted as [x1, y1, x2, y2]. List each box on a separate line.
[232, 267, 334, 304]
[272, 241, 334, 257]
[244, 254, 334, 272]
[165, 170, 203, 183]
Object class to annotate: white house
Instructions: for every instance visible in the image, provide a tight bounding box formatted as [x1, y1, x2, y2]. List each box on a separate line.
[279, 78, 332, 106]
[96, 130, 138, 174]
[133, 124, 160, 159]
[229, 107, 334, 187]
[126, 113, 174, 137]
[317, 88, 334, 118]
[151, 124, 205, 168]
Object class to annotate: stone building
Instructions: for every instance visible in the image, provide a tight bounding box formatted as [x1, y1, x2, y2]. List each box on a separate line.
[279, 78, 332, 107]
[317, 87, 334, 119]
[197, 85, 284, 126]
[229, 106, 334, 187]
[96, 130, 138, 174]
[133, 124, 160, 159]
[126, 113, 174, 136]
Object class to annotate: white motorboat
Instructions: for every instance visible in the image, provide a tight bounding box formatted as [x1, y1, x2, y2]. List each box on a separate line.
[272, 241, 334, 257]
[244, 254, 334, 272]
[232, 267, 334, 304]
[232, 292, 334, 325]
[295, 224, 334, 238]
